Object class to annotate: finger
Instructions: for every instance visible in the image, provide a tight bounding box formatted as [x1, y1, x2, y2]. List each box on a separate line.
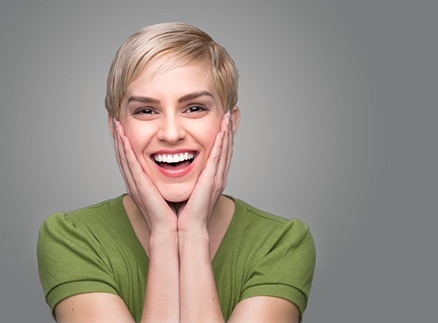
[114, 122, 137, 196]
[113, 121, 131, 188]
[179, 114, 230, 225]
[224, 111, 234, 177]
[117, 122, 151, 198]
[117, 123, 172, 213]
[113, 122, 178, 231]
[120, 129, 149, 192]
[215, 112, 231, 185]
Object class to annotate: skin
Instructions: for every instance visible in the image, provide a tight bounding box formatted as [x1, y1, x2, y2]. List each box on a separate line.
[54, 58, 300, 322]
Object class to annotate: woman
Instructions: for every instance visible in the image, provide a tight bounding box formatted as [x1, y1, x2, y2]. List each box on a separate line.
[37, 22, 315, 322]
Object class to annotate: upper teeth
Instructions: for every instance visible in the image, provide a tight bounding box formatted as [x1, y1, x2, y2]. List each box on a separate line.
[154, 152, 195, 163]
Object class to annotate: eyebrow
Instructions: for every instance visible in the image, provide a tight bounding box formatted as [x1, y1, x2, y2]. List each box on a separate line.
[127, 96, 160, 104]
[127, 91, 214, 105]
[178, 91, 214, 103]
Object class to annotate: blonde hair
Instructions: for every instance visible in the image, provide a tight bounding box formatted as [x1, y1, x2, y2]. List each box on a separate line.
[105, 22, 238, 118]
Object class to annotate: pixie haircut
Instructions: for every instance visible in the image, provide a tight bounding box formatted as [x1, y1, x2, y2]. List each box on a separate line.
[105, 22, 239, 118]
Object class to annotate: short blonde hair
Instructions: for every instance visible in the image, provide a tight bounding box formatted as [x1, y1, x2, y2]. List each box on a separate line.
[105, 22, 238, 118]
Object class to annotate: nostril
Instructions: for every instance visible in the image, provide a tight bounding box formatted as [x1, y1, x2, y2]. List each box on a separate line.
[157, 120, 186, 142]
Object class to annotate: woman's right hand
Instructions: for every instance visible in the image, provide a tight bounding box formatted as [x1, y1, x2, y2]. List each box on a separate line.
[113, 119, 178, 233]
[114, 119, 180, 322]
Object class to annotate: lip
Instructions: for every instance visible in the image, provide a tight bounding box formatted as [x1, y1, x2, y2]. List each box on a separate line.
[150, 149, 198, 178]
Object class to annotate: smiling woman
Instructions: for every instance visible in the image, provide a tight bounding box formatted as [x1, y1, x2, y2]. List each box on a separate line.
[118, 59, 228, 202]
[37, 22, 316, 323]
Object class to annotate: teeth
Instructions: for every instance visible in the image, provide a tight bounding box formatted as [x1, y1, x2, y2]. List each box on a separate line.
[154, 152, 195, 163]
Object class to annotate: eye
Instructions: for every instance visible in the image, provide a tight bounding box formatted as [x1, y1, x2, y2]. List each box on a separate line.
[133, 108, 157, 115]
[185, 105, 208, 113]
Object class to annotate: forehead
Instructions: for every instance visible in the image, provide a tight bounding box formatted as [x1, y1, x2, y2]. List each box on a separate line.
[126, 57, 215, 96]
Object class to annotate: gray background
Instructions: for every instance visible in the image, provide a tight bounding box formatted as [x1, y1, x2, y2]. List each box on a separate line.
[1, 0, 437, 322]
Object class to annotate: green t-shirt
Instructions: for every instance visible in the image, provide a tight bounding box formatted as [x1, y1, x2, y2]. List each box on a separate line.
[37, 195, 315, 321]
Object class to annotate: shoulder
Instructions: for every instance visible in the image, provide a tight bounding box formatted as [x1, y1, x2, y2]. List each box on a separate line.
[232, 197, 313, 243]
[38, 195, 125, 236]
[225, 196, 315, 273]
[37, 195, 134, 316]
[223, 197, 316, 318]
[37, 195, 131, 271]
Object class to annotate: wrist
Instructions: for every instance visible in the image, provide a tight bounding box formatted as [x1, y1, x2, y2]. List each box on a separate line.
[148, 230, 178, 255]
[178, 228, 210, 260]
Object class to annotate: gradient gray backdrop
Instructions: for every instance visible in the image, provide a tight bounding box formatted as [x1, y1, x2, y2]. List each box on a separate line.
[1, 0, 437, 322]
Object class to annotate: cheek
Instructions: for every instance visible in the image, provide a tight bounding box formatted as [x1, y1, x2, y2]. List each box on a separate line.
[201, 124, 222, 155]
[124, 126, 153, 154]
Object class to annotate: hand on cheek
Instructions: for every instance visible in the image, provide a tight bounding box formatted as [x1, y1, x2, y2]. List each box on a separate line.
[177, 111, 234, 230]
[113, 120, 178, 232]
[112, 110, 234, 234]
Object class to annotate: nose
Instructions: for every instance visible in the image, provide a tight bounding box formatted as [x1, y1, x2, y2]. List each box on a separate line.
[156, 115, 186, 143]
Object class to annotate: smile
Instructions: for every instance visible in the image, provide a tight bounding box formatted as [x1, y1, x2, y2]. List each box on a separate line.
[153, 152, 195, 164]
[152, 151, 195, 167]
[151, 151, 197, 177]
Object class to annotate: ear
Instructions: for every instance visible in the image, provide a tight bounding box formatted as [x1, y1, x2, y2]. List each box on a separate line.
[107, 115, 116, 138]
[230, 105, 240, 137]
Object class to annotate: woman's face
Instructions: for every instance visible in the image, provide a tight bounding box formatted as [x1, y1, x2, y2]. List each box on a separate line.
[117, 58, 226, 202]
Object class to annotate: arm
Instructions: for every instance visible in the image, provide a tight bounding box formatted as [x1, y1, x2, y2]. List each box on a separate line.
[177, 111, 233, 322]
[55, 293, 135, 323]
[178, 227, 222, 323]
[56, 284, 310, 323]
[115, 121, 180, 322]
[179, 202, 234, 323]
[228, 296, 300, 323]
[142, 229, 179, 322]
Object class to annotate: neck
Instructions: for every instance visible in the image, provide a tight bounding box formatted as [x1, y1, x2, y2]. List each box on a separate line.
[167, 201, 186, 215]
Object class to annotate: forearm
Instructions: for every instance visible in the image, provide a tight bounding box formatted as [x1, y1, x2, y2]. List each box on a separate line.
[178, 228, 224, 323]
[141, 230, 180, 323]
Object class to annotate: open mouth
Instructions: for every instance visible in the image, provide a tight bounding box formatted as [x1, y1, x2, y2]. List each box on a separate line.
[152, 152, 196, 170]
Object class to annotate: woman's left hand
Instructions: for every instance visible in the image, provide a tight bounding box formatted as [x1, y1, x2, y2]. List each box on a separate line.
[177, 110, 234, 231]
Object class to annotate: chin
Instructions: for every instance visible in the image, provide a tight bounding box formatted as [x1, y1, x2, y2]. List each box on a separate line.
[159, 184, 194, 203]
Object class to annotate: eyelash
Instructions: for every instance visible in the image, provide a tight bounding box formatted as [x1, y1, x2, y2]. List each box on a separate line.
[133, 108, 156, 115]
[185, 105, 208, 113]
[131, 105, 209, 117]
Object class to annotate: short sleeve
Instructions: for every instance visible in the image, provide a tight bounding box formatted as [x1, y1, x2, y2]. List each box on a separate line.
[240, 219, 316, 319]
[37, 212, 119, 317]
